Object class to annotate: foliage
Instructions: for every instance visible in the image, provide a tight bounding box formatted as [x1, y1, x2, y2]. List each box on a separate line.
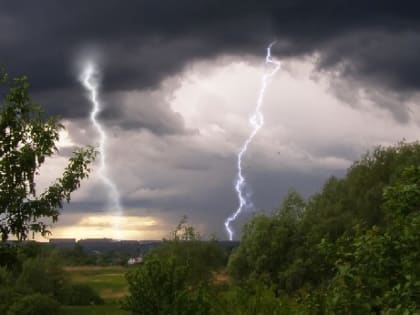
[56, 244, 97, 266]
[0, 286, 20, 315]
[149, 223, 225, 285]
[59, 283, 104, 306]
[0, 70, 96, 241]
[218, 281, 293, 315]
[171, 215, 202, 241]
[123, 257, 212, 315]
[0, 244, 20, 272]
[303, 166, 420, 314]
[228, 190, 307, 291]
[228, 142, 420, 313]
[7, 293, 61, 315]
[16, 252, 68, 298]
[302, 141, 420, 242]
[123, 218, 224, 315]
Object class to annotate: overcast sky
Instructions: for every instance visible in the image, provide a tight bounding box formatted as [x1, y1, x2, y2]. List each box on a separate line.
[2, 1, 420, 240]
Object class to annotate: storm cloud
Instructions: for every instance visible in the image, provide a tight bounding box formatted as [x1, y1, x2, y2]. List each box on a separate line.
[1, 1, 420, 126]
[2, 1, 420, 239]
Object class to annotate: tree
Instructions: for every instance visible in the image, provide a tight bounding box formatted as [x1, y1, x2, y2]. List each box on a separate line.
[0, 70, 96, 241]
[228, 142, 420, 303]
[150, 216, 225, 285]
[123, 257, 212, 315]
[228, 190, 306, 291]
[16, 252, 68, 298]
[123, 218, 224, 315]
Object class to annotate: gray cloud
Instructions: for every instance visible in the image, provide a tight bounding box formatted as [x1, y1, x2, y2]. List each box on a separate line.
[103, 89, 194, 135]
[1, 1, 420, 127]
[4, 1, 420, 240]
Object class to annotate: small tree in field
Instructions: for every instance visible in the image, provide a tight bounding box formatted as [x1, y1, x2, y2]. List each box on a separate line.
[0, 70, 96, 241]
[123, 217, 224, 315]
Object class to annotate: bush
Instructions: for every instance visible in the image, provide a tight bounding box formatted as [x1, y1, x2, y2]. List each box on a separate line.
[16, 254, 67, 297]
[123, 257, 212, 315]
[7, 293, 61, 315]
[0, 266, 13, 287]
[0, 288, 21, 314]
[59, 283, 103, 305]
[122, 218, 225, 314]
[0, 245, 20, 272]
[220, 281, 292, 315]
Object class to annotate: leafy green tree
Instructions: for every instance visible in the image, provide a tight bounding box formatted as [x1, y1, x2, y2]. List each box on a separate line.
[229, 142, 420, 305]
[123, 218, 223, 315]
[123, 257, 212, 315]
[302, 141, 420, 244]
[228, 191, 306, 291]
[149, 217, 225, 285]
[16, 252, 68, 297]
[0, 70, 96, 241]
[303, 166, 420, 314]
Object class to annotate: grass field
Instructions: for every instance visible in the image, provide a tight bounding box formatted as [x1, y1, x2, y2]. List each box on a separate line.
[64, 266, 132, 315]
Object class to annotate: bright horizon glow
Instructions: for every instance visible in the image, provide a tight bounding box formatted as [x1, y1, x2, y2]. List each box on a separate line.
[49, 215, 165, 241]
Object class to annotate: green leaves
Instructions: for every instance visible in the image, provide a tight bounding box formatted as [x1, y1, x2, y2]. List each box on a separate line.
[123, 257, 213, 315]
[228, 144, 420, 313]
[303, 165, 420, 313]
[0, 71, 96, 241]
[123, 218, 225, 315]
[228, 191, 307, 291]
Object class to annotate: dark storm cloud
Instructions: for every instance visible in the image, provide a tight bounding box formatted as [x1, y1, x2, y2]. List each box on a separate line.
[1, 0, 420, 128]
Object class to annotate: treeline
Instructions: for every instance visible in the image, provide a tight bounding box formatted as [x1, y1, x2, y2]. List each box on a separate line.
[227, 142, 420, 314]
[120, 142, 420, 314]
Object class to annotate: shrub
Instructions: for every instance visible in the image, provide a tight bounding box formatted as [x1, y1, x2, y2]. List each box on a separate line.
[59, 283, 104, 305]
[7, 293, 61, 315]
[123, 257, 212, 315]
[0, 288, 21, 314]
[221, 281, 292, 315]
[16, 254, 67, 297]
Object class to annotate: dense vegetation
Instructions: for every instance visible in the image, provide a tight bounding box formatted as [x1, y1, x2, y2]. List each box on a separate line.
[227, 142, 420, 314]
[119, 143, 420, 315]
[0, 71, 419, 314]
[0, 244, 105, 314]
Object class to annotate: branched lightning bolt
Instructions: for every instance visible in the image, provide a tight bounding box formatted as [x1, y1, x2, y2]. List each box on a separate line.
[224, 42, 281, 240]
[81, 62, 123, 240]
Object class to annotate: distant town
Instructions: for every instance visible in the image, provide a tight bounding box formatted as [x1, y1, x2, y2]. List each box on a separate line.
[5, 238, 240, 266]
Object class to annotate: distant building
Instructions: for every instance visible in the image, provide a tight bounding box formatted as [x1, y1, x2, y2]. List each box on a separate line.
[79, 238, 114, 243]
[49, 238, 76, 247]
[127, 256, 143, 265]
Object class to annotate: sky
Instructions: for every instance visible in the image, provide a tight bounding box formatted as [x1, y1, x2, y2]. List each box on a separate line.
[1, 1, 420, 240]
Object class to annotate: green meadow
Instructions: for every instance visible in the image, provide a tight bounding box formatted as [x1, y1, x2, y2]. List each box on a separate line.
[63, 266, 132, 315]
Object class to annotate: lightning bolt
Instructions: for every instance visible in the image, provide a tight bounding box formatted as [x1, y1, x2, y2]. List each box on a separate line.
[224, 42, 281, 240]
[80, 62, 123, 240]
